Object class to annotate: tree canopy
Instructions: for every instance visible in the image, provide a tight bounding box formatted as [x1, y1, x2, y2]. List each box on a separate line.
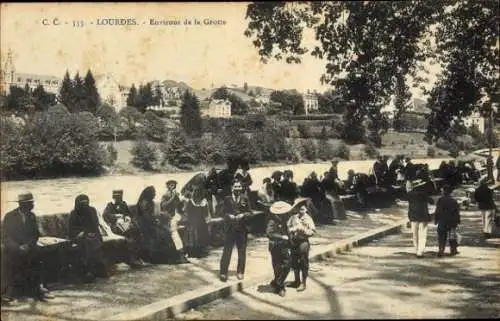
[245, 1, 499, 142]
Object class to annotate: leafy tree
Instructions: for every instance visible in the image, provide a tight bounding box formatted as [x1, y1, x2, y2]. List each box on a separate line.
[32, 85, 56, 112]
[59, 70, 73, 110]
[244, 2, 497, 144]
[228, 93, 250, 115]
[270, 90, 305, 115]
[161, 130, 199, 169]
[318, 90, 342, 114]
[83, 69, 101, 114]
[143, 110, 167, 141]
[118, 106, 144, 138]
[153, 84, 163, 106]
[212, 87, 229, 100]
[127, 84, 138, 107]
[180, 90, 202, 137]
[244, 82, 248, 92]
[130, 138, 158, 171]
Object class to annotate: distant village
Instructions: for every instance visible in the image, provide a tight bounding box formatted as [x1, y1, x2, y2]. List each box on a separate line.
[0, 49, 487, 134]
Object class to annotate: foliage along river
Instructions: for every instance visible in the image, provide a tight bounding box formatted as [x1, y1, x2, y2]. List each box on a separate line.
[1, 158, 451, 218]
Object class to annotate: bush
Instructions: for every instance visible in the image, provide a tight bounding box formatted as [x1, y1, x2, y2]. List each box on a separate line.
[335, 141, 351, 160]
[130, 139, 158, 171]
[297, 124, 312, 138]
[1, 110, 106, 179]
[364, 142, 379, 159]
[301, 139, 318, 161]
[253, 125, 289, 162]
[143, 110, 167, 142]
[427, 146, 436, 158]
[448, 143, 460, 158]
[197, 134, 227, 165]
[161, 130, 199, 169]
[318, 140, 335, 161]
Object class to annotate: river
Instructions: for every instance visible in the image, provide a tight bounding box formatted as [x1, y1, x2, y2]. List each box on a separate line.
[1, 158, 452, 217]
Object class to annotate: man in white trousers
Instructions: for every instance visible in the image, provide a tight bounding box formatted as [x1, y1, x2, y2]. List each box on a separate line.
[474, 178, 497, 239]
[406, 180, 435, 258]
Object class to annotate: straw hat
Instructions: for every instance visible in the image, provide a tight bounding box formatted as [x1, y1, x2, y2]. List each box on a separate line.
[269, 201, 293, 215]
[292, 197, 310, 210]
[112, 190, 123, 197]
[18, 192, 34, 203]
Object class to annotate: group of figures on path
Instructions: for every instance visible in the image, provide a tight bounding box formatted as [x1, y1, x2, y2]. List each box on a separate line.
[2, 154, 500, 303]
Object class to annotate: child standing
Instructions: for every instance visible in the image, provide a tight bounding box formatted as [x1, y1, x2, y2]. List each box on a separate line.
[287, 198, 316, 291]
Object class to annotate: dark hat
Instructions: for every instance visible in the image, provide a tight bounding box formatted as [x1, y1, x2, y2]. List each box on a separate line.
[18, 192, 34, 203]
[263, 177, 271, 184]
[112, 190, 123, 196]
[166, 180, 177, 186]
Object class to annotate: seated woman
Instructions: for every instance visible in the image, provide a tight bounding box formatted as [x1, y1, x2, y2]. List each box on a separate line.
[184, 186, 211, 258]
[68, 194, 108, 282]
[136, 186, 161, 262]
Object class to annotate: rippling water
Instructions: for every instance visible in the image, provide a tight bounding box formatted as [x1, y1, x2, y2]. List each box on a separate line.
[1, 158, 451, 217]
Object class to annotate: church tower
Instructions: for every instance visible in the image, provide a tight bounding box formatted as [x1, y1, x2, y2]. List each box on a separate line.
[1, 49, 16, 94]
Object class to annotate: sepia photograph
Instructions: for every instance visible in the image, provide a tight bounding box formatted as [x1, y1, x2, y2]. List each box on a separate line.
[0, 1, 499, 320]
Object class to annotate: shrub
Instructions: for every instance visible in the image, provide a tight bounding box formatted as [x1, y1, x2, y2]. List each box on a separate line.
[143, 110, 167, 142]
[335, 141, 351, 160]
[318, 139, 335, 161]
[130, 139, 158, 171]
[297, 124, 311, 138]
[448, 143, 460, 158]
[427, 146, 436, 158]
[253, 125, 289, 162]
[161, 130, 199, 169]
[364, 142, 379, 159]
[301, 139, 318, 161]
[1, 110, 106, 179]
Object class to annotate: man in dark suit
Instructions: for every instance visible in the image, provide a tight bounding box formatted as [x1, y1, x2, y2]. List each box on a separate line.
[103, 190, 145, 268]
[219, 179, 252, 282]
[1, 192, 52, 302]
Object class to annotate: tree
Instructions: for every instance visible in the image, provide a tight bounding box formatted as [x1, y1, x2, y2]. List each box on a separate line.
[244, 82, 249, 92]
[228, 94, 250, 115]
[59, 70, 73, 110]
[130, 138, 158, 171]
[6, 85, 27, 113]
[270, 90, 304, 115]
[83, 69, 101, 115]
[161, 130, 199, 169]
[32, 84, 56, 112]
[127, 84, 138, 107]
[153, 84, 163, 106]
[245, 2, 498, 143]
[212, 86, 229, 100]
[393, 74, 412, 131]
[318, 90, 343, 114]
[72, 72, 85, 113]
[180, 90, 202, 137]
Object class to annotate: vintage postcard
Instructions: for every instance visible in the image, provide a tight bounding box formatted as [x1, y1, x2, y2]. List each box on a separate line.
[1, 2, 499, 320]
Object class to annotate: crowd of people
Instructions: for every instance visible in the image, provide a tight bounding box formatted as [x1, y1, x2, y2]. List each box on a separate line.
[2, 154, 499, 303]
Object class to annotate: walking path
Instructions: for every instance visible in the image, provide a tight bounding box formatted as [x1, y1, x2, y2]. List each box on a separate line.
[193, 210, 500, 320]
[1, 207, 406, 321]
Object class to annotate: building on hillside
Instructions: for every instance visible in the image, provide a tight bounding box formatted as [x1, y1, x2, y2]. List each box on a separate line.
[163, 86, 183, 100]
[202, 98, 231, 118]
[463, 111, 486, 133]
[1, 49, 61, 94]
[303, 90, 319, 115]
[398, 98, 432, 133]
[255, 92, 270, 105]
[95, 73, 128, 112]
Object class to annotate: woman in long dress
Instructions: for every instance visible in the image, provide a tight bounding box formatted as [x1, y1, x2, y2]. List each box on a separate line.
[135, 186, 159, 262]
[184, 186, 211, 258]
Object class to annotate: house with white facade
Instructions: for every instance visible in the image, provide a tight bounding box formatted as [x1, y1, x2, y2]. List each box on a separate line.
[303, 90, 319, 115]
[463, 111, 486, 133]
[202, 99, 231, 118]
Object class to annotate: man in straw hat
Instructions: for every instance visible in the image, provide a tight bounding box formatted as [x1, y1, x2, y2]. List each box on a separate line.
[406, 180, 435, 258]
[287, 197, 315, 292]
[103, 190, 145, 268]
[267, 200, 294, 297]
[2, 192, 52, 302]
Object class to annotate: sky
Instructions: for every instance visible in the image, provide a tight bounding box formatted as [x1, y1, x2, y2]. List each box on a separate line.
[1, 2, 438, 98]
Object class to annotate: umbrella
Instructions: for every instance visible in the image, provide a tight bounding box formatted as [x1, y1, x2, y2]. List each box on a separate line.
[180, 172, 207, 198]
